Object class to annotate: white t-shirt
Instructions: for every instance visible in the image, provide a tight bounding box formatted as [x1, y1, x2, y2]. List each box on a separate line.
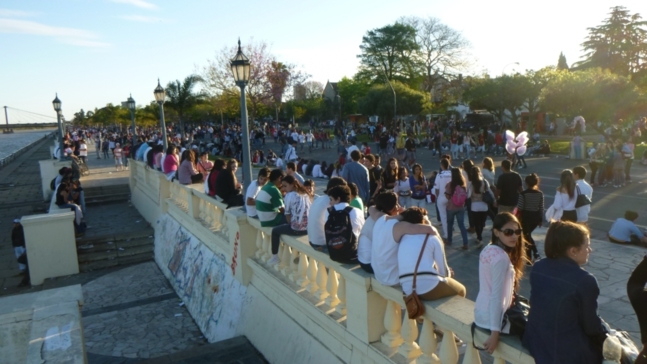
[358, 216, 377, 264]
[434, 170, 452, 197]
[576, 179, 593, 222]
[312, 165, 324, 178]
[398, 234, 448, 295]
[371, 216, 400, 286]
[245, 180, 262, 217]
[347, 145, 360, 155]
[79, 143, 88, 157]
[307, 195, 329, 246]
[474, 244, 514, 332]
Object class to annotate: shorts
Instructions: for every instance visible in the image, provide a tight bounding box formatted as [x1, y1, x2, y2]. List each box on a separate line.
[115, 157, 123, 165]
[406, 151, 416, 161]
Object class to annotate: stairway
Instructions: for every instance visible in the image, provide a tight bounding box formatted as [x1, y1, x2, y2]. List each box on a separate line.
[83, 184, 131, 205]
[76, 227, 155, 272]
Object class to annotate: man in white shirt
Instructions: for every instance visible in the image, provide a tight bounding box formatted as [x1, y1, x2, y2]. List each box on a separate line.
[307, 177, 347, 253]
[284, 140, 298, 163]
[369, 192, 439, 285]
[324, 185, 365, 250]
[346, 141, 360, 156]
[573, 166, 593, 223]
[245, 168, 270, 218]
[434, 158, 452, 239]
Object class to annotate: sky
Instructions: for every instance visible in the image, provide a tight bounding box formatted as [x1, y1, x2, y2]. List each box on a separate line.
[1, 0, 646, 122]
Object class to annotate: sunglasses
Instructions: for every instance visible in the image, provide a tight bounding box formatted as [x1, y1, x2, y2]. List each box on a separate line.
[501, 229, 522, 237]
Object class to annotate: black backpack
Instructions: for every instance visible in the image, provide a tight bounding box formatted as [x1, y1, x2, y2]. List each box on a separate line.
[50, 177, 57, 191]
[324, 206, 358, 263]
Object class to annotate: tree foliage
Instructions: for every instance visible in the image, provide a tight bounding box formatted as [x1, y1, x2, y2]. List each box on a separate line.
[164, 74, 206, 131]
[575, 6, 647, 75]
[357, 23, 419, 85]
[358, 81, 431, 123]
[336, 76, 371, 115]
[557, 52, 569, 70]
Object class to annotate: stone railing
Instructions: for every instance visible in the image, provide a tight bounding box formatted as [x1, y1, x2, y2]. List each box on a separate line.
[128, 159, 535, 363]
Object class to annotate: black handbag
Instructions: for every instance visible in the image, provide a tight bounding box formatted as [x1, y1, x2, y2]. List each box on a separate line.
[575, 185, 592, 208]
[482, 180, 495, 205]
[502, 293, 530, 337]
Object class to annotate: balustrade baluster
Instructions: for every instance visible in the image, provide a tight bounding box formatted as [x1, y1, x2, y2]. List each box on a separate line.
[280, 243, 293, 277]
[462, 343, 482, 364]
[261, 231, 271, 262]
[293, 253, 309, 288]
[418, 318, 440, 364]
[306, 258, 319, 293]
[324, 270, 340, 308]
[314, 262, 329, 301]
[273, 244, 284, 271]
[335, 276, 346, 315]
[286, 247, 299, 280]
[381, 300, 404, 347]
[398, 315, 422, 359]
[438, 328, 459, 364]
[255, 230, 264, 259]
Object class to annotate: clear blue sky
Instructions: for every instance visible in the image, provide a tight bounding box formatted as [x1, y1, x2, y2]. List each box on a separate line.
[1, 0, 646, 122]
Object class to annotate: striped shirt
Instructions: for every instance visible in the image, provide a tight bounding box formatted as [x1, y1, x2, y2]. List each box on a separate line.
[255, 183, 284, 227]
[517, 189, 544, 212]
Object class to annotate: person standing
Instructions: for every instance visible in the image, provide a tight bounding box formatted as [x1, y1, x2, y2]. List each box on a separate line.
[574, 166, 592, 224]
[404, 134, 417, 169]
[468, 166, 490, 249]
[434, 158, 452, 239]
[113, 143, 124, 171]
[623, 137, 635, 183]
[444, 168, 469, 249]
[495, 160, 522, 214]
[517, 173, 544, 262]
[551, 169, 578, 222]
[341, 150, 370, 205]
[78, 139, 88, 164]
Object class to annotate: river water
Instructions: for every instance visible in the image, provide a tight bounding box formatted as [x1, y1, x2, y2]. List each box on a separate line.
[0, 129, 57, 160]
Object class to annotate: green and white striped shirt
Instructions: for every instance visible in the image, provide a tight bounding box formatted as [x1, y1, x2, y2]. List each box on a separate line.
[255, 183, 284, 227]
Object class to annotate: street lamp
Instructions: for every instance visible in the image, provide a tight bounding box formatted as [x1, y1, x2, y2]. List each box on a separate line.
[381, 67, 397, 128]
[127, 94, 137, 147]
[230, 39, 252, 195]
[52, 94, 65, 159]
[153, 79, 169, 150]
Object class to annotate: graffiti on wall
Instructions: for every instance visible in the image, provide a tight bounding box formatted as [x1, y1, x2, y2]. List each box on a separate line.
[155, 214, 250, 342]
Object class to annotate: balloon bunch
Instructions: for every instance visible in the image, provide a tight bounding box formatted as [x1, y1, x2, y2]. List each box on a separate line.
[505, 130, 529, 156]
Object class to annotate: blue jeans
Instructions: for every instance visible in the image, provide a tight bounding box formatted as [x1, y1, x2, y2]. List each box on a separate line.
[446, 208, 468, 246]
[309, 242, 328, 254]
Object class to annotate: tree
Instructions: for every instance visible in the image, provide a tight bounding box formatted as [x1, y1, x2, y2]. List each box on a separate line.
[462, 75, 528, 126]
[165, 74, 206, 133]
[301, 80, 324, 99]
[358, 81, 431, 125]
[522, 67, 559, 132]
[540, 68, 642, 125]
[557, 52, 569, 70]
[336, 76, 371, 115]
[400, 16, 471, 102]
[357, 23, 419, 85]
[575, 6, 647, 75]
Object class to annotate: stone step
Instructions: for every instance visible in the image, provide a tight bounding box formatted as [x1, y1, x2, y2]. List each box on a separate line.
[83, 185, 130, 197]
[77, 243, 154, 263]
[85, 194, 130, 205]
[76, 227, 154, 246]
[78, 252, 154, 272]
[77, 236, 154, 254]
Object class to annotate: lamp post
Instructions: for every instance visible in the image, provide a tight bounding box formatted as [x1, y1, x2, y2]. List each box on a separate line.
[153, 79, 169, 150]
[381, 67, 396, 127]
[336, 94, 342, 124]
[231, 39, 253, 195]
[52, 94, 64, 159]
[127, 94, 137, 147]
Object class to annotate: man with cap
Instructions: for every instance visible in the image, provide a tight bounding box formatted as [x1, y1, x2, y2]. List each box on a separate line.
[12, 219, 26, 274]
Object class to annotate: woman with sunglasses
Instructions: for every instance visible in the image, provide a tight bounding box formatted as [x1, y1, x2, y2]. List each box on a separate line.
[523, 221, 608, 364]
[474, 212, 528, 354]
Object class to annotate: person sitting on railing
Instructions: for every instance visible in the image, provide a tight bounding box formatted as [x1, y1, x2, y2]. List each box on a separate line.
[178, 150, 203, 185]
[196, 152, 213, 176]
[370, 192, 439, 285]
[398, 206, 466, 300]
[214, 160, 243, 207]
[245, 167, 270, 218]
[268, 175, 313, 265]
[303, 179, 315, 198]
[307, 177, 347, 253]
[523, 221, 608, 363]
[162, 145, 179, 181]
[256, 169, 287, 227]
[55, 179, 84, 227]
[474, 212, 528, 355]
[206, 159, 225, 197]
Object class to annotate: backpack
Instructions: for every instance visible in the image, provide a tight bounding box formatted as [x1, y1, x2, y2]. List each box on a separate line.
[324, 206, 358, 263]
[452, 185, 467, 207]
[50, 177, 57, 191]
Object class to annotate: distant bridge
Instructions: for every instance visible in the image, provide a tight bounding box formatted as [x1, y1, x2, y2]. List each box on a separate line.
[2, 106, 60, 130]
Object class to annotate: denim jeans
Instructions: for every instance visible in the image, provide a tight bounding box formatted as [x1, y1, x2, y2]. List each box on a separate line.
[271, 224, 306, 254]
[446, 207, 468, 246]
[309, 242, 328, 254]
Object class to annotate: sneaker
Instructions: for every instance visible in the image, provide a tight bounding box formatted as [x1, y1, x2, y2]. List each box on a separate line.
[475, 241, 483, 249]
[461, 245, 468, 250]
[267, 255, 280, 265]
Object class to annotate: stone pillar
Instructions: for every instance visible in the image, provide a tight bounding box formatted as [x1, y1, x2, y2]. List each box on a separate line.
[21, 211, 78, 285]
[38, 159, 72, 201]
[344, 272, 387, 343]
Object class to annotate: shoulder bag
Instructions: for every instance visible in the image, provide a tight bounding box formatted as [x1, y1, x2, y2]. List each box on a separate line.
[403, 234, 430, 320]
[575, 185, 592, 208]
[482, 180, 495, 205]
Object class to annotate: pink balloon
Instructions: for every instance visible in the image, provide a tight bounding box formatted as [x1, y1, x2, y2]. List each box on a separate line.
[517, 131, 528, 140]
[506, 139, 516, 149]
[506, 143, 516, 155]
[505, 130, 515, 141]
[516, 146, 527, 156]
[516, 136, 529, 146]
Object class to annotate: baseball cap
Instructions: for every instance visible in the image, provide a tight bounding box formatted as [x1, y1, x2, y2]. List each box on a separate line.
[13, 219, 20, 223]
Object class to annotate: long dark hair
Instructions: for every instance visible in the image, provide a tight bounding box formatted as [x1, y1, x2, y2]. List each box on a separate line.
[469, 166, 483, 192]
[412, 163, 423, 182]
[449, 167, 465, 190]
[491, 213, 528, 289]
[559, 169, 575, 198]
[282, 175, 309, 196]
[387, 157, 398, 177]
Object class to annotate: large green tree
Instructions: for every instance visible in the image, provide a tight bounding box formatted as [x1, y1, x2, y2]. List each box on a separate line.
[462, 75, 528, 126]
[165, 75, 206, 132]
[540, 68, 643, 123]
[336, 76, 371, 116]
[358, 81, 431, 125]
[557, 52, 569, 70]
[575, 6, 647, 75]
[357, 23, 419, 85]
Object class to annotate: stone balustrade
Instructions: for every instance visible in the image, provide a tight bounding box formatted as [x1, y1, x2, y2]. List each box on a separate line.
[128, 159, 536, 363]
